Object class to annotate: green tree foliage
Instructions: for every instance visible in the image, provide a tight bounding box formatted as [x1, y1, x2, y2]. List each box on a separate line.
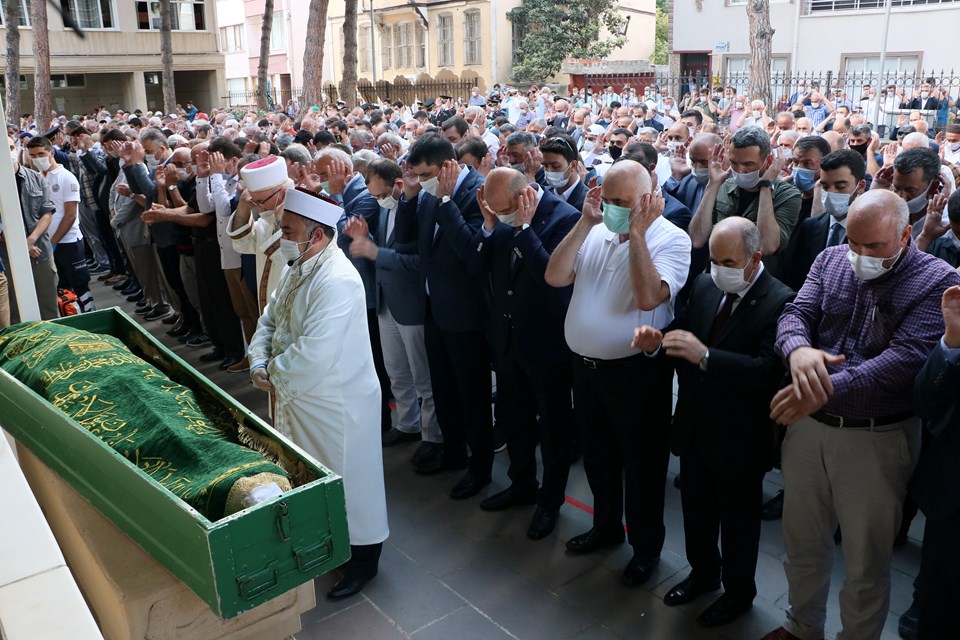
[653, 0, 669, 65]
[509, 0, 627, 82]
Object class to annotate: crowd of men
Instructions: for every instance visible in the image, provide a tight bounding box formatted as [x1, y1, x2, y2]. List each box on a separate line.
[2, 80, 960, 639]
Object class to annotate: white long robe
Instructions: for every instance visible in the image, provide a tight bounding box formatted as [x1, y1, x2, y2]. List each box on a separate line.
[248, 243, 389, 546]
[227, 207, 285, 314]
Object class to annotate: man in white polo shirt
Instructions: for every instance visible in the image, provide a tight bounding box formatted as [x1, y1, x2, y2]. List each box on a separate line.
[546, 159, 691, 588]
[26, 135, 96, 312]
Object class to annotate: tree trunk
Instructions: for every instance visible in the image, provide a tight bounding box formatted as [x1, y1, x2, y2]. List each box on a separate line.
[159, 0, 177, 114]
[4, 0, 21, 123]
[30, 0, 51, 131]
[746, 0, 774, 110]
[256, 0, 275, 112]
[341, 0, 358, 109]
[300, 0, 330, 115]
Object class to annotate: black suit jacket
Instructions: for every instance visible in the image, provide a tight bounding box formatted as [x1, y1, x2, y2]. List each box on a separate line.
[394, 166, 488, 332]
[903, 96, 939, 111]
[553, 180, 588, 212]
[465, 188, 578, 366]
[911, 344, 960, 521]
[783, 213, 836, 292]
[668, 271, 795, 471]
[665, 173, 706, 214]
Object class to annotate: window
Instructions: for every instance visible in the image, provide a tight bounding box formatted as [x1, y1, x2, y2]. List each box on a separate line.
[0, 0, 31, 27]
[396, 22, 414, 69]
[136, 1, 205, 31]
[219, 25, 244, 52]
[227, 78, 246, 106]
[510, 12, 524, 65]
[144, 72, 160, 85]
[463, 10, 481, 65]
[270, 12, 285, 50]
[437, 13, 453, 67]
[358, 26, 370, 73]
[50, 74, 86, 88]
[415, 23, 426, 68]
[381, 24, 392, 69]
[841, 54, 921, 97]
[63, 0, 114, 29]
[806, 0, 958, 13]
[724, 55, 788, 92]
[0, 75, 29, 91]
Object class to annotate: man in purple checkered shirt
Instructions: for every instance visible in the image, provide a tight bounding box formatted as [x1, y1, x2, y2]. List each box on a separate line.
[761, 190, 960, 640]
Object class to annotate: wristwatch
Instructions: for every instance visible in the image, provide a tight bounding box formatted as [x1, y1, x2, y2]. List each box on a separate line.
[699, 350, 710, 372]
[756, 179, 773, 190]
[167, 185, 178, 191]
[440, 195, 451, 204]
[521, 223, 531, 231]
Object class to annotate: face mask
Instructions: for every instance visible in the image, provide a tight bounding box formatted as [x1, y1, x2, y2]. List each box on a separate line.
[792, 167, 817, 192]
[693, 167, 709, 185]
[176, 168, 190, 181]
[947, 141, 960, 152]
[710, 263, 751, 294]
[32, 156, 52, 172]
[731, 169, 761, 190]
[404, 130, 413, 140]
[608, 145, 622, 160]
[921, 91, 929, 99]
[602, 203, 632, 234]
[905, 185, 931, 215]
[811, 101, 821, 107]
[377, 194, 398, 210]
[545, 170, 569, 188]
[849, 142, 869, 154]
[822, 190, 855, 220]
[779, 147, 793, 160]
[581, 139, 596, 154]
[510, 162, 526, 173]
[320, 180, 331, 193]
[734, 102, 743, 110]
[847, 246, 902, 281]
[667, 141, 682, 154]
[10, 150, 19, 165]
[752, 110, 762, 119]
[279, 238, 309, 264]
[496, 212, 519, 226]
[420, 176, 439, 196]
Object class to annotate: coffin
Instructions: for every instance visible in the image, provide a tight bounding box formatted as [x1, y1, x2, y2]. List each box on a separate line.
[0, 308, 350, 619]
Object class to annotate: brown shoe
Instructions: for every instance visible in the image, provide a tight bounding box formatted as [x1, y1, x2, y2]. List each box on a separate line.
[760, 627, 816, 640]
[104, 273, 127, 285]
[226, 357, 250, 373]
[161, 313, 181, 326]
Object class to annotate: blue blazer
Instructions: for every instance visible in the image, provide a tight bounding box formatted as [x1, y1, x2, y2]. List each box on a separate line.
[394, 166, 488, 332]
[465, 188, 578, 366]
[911, 344, 960, 521]
[662, 191, 692, 233]
[336, 184, 380, 310]
[556, 180, 589, 212]
[664, 173, 707, 215]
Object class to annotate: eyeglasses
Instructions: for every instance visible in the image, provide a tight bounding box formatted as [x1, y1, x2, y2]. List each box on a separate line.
[250, 187, 282, 207]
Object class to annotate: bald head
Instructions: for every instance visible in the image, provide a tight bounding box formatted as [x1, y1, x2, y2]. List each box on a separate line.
[482, 168, 532, 221]
[821, 131, 844, 153]
[711, 217, 761, 262]
[601, 160, 652, 215]
[847, 190, 910, 264]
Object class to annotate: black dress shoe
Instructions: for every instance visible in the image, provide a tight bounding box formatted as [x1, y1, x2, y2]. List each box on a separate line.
[898, 594, 919, 640]
[414, 451, 468, 475]
[664, 574, 722, 606]
[527, 506, 560, 540]
[479, 484, 538, 511]
[621, 553, 660, 587]
[411, 441, 443, 467]
[126, 291, 144, 303]
[113, 279, 132, 291]
[450, 472, 491, 500]
[199, 348, 225, 363]
[219, 355, 243, 370]
[761, 490, 785, 521]
[326, 569, 377, 601]
[382, 428, 421, 447]
[565, 527, 624, 554]
[696, 593, 754, 628]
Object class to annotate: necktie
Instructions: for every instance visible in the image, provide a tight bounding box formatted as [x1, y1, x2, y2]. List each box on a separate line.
[827, 222, 844, 248]
[708, 293, 739, 346]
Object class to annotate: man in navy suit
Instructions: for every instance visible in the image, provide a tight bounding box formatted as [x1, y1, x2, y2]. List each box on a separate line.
[394, 133, 494, 499]
[540, 134, 589, 212]
[322, 148, 393, 433]
[343, 158, 443, 463]
[912, 285, 960, 638]
[465, 168, 580, 540]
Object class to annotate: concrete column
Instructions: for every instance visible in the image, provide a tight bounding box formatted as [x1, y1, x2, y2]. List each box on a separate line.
[123, 71, 148, 114]
[210, 67, 227, 111]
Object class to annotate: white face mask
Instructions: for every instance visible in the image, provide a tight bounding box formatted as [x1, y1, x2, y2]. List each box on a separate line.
[279, 238, 309, 264]
[545, 170, 569, 188]
[921, 91, 930, 99]
[377, 194, 398, 210]
[496, 211, 519, 226]
[693, 168, 710, 185]
[10, 150, 19, 165]
[176, 168, 191, 181]
[847, 247, 902, 281]
[581, 139, 596, 154]
[667, 141, 682, 154]
[906, 185, 930, 215]
[32, 156, 52, 172]
[752, 110, 762, 119]
[731, 169, 761, 190]
[821, 190, 855, 220]
[778, 147, 793, 160]
[947, 141, 960, 152]
[710, 262, 752, 294]
[420, 175, 439, 196]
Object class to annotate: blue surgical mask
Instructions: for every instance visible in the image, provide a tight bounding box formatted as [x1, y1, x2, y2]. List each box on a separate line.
[792, 167, 817, 192]
[320, 180, 330, 193]
[602, 203, 632, 234]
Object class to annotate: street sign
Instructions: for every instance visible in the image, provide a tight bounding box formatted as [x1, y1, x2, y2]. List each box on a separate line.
[714, 42, 730, 53]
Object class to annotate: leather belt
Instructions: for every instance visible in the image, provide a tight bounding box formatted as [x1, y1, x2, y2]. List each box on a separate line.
[581, 353, 648, 370]
[811, 410, 913, 430]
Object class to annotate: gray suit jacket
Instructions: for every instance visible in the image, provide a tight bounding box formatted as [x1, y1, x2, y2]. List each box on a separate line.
[373, 203, 424, 326]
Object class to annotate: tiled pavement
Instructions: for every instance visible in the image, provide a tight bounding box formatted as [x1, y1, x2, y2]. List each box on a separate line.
[93, 280, 917, 640]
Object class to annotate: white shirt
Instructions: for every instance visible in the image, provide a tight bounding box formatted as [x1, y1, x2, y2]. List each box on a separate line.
[46, 165, 82, 243]
[196, 174, 242, 269]
[565, 216, 692, 360]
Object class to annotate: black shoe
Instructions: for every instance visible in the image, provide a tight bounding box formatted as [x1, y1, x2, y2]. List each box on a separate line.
[219, 355, 243, 370]
[411, 441, 443, 467]
[674, 474, 682, 490]
[696, 593, 754, 628]
[621, 553, 660, 588]
[114, 279, 133, 291]
[479, 485, 538, 512]
[527, 506, 560, 540]
[199, 348, 225, 363]
[664, 574, 722, 606]
[382, 428, 421, 447]
[144, 305, 173, 321]
[135, 297, 149, 309]
[565, 527, 624, 554]
[450, 472, 491, 500]
[415, 451, 468, 475]
[761, 490, 785, 521]
[186, 333, 211, 347]
[135, 304, 154, 315]
[326, 569, 377, 601]
[125, 291, 144, 303]
[898, 595, 919, 640]
[166, 322, 187, 337]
